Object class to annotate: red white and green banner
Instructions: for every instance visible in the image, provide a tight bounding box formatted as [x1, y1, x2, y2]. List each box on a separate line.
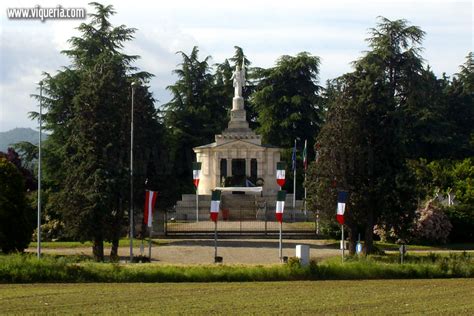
[275, 190, 286, 223]
[210, 190, 221, 222]
[192, 162, 202, 188]
[336, 190, 348, 225]
[276, 162, 286, 187]
[303, 139, 308, 171]
[144, 190, 158, 228]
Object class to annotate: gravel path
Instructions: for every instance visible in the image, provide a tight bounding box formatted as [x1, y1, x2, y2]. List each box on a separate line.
[32, 239, 341, 265]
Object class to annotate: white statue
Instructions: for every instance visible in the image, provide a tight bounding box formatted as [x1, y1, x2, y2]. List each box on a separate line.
[231, 61, 246, 98]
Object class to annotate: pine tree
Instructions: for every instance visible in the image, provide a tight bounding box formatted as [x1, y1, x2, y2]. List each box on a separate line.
[164, 46, 228, 195]
[308, 17, 421, 254]
[32, 3, 161, 261]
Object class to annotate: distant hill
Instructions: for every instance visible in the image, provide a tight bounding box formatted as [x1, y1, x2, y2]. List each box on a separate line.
[0, 128, 48, 152]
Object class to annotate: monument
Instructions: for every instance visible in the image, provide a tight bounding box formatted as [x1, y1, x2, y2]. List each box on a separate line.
[193, 62, 282, 196]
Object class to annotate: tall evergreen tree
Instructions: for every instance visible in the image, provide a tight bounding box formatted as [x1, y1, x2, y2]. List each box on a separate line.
[251, 52, 322, 196]
[32, 3, 161, 261]
[164, 46, 228, 195]
[308, 17, 421, 254]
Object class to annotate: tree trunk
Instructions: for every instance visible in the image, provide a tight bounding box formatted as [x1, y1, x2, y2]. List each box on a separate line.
[348, 224, 358, 255]
[363, 208, 374, 255]
[109, 204, 123, 262]
[110, 238, 119, 262]
[92, 236, 104, 262]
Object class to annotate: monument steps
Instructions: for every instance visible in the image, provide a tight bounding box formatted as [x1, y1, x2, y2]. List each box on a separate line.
[173, 193, 304, 221]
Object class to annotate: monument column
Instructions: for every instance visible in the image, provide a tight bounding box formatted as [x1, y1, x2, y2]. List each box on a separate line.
[227, 154, 232, 176]
[245, 158, 251, 176]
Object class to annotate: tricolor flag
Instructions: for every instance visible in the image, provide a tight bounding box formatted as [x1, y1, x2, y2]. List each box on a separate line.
[276, 162, 286, 187]
[192, 162, 202, 188]
[210, 190, 221, 222]
[275, 190, 287, 223]
[336, 190, 348, 225]
[144, 190, 158, 228]
[303, 139, 308, 171]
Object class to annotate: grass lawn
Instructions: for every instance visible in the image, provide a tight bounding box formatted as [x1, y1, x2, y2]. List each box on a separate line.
[1, 279, 473, 315]
[374, 241, 474, 251]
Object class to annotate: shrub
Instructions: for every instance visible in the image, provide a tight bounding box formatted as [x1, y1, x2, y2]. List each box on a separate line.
[413, 200, 452, 244]
[0, 158, 34, 253]
[444, 204, 474, 242]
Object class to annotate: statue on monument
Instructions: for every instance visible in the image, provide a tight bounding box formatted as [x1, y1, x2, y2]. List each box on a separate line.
[231, 61, 246, 98]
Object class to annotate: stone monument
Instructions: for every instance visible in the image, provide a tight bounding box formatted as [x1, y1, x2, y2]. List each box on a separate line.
[193, 61, 282, 196]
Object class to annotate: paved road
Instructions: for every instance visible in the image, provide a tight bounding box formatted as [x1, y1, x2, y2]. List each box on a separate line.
[32, 239, 341, 264]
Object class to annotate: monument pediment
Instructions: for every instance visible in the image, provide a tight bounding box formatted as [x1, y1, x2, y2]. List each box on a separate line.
[194, 139, 280, 152]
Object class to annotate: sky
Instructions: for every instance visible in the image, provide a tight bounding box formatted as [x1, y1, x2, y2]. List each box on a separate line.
[0, 0, 472, 132]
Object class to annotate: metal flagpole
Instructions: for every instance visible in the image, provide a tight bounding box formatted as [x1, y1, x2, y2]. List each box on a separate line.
[341, 224, 345, 263]
[37, 81, 43, 259]
[148, 227, 152, 260]
[316, 210, 320, 235]
[130, 81, 137, 262]
[304, 172, 307, 217]
[279, 221, 282, 261]
[293, 170, 296, 209]
[214, 221, 217, 258]
[196, 188, 199, 223]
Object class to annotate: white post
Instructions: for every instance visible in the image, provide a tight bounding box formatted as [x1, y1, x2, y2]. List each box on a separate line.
[341, 224, 345, 263]
[37, 81, 43, 259]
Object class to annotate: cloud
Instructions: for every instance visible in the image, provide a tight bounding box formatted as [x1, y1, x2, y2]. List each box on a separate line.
[0, 0, 472, 131]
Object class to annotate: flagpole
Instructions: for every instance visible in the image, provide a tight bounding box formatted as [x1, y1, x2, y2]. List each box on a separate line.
[304, 172, 307, 217]
[130, 81, 137, 262]
[148, 226, 152, 260]
[37, 81, 43, 259]
[279, 221, 282, 261]
[214, 220, 218, 259]
[196, 188, 199, 223]
[316, 209, 320, 235]
[293, 140, 296, 210]
[341, 224, 345, 263]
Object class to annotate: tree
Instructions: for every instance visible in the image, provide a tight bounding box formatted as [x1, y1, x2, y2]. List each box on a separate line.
[408, 157, 474, 242]
[164, 46, 228, 195]
[308, 17, 421, 254]
[0, 148, 36, 191]
[32, 3, 161, 261]
[251, 52, 322, 196]
[0, 158, 34, 253]
[440, 53, 474, 158]
[252, 52, 322, 149]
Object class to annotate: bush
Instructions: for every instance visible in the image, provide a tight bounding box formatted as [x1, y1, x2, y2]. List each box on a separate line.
[0, 158, 34, 253]
[413, 200, 452, 244]
[444, 204, 474, 242]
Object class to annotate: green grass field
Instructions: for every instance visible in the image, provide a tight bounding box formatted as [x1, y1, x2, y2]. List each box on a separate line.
[1, 279, 473, 315]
